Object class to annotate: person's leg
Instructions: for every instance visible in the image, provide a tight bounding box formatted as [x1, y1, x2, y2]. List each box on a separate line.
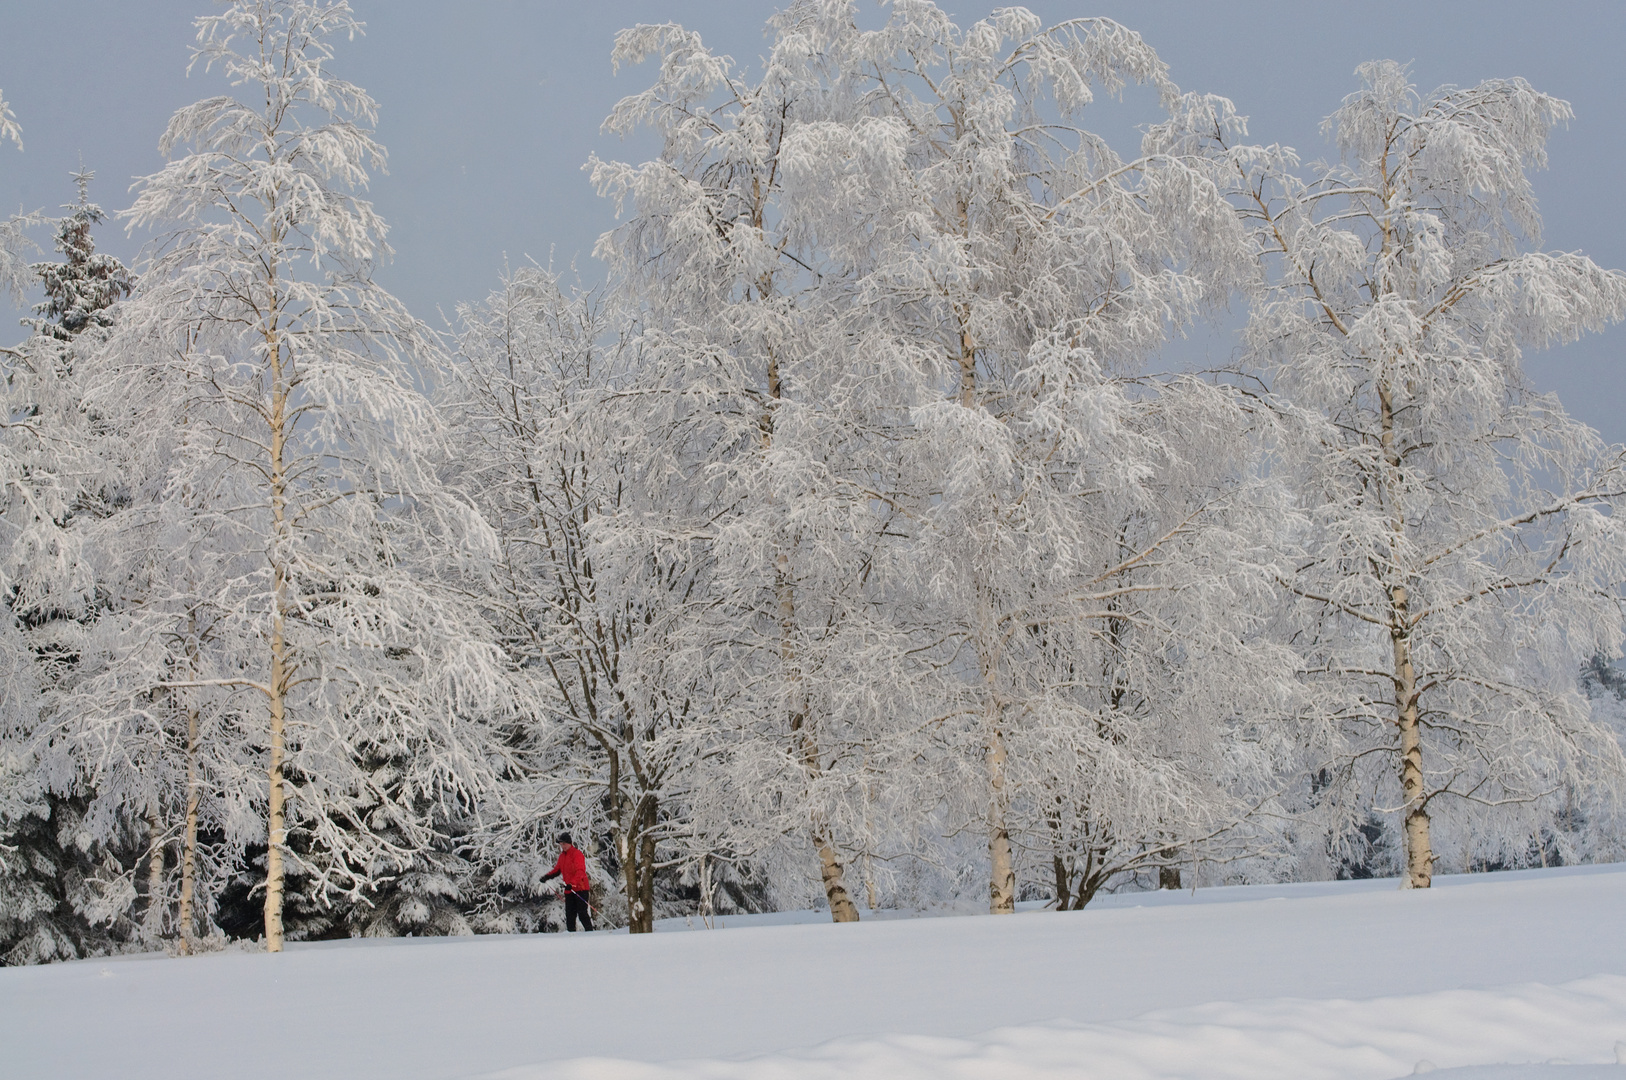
[565, 890, 593, 932]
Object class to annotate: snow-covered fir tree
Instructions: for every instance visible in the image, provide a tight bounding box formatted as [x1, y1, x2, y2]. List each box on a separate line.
[26, 172, 134, 343]
[0, 173, 138, 964]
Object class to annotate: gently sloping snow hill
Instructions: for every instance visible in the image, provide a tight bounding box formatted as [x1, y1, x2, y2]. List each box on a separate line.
[6, 867, 1626, 1080]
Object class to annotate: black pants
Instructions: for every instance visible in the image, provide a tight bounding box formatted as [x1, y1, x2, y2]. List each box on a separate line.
[564, 889, 594, 932]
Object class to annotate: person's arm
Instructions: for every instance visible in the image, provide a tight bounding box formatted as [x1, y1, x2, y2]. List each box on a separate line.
[540, 853, 563, 883]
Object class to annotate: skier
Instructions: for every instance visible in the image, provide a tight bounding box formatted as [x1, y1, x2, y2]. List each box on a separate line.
[540, 832, 594, 932]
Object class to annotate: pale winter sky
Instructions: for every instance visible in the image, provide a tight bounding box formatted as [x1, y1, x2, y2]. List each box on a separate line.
[2, 1, 1624, 440]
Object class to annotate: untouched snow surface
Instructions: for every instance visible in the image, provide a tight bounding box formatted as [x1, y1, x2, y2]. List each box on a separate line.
[7, 866, 1626, 1079]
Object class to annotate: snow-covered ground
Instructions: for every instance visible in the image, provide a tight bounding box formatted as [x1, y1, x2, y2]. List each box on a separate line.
[7, 866, 1626, 1079]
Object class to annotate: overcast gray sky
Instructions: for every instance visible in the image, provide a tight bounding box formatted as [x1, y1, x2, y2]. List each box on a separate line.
[3, 1, 1623, 440]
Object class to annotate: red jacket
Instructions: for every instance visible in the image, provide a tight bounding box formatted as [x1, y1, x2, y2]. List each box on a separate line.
[545, 845, 590, 892]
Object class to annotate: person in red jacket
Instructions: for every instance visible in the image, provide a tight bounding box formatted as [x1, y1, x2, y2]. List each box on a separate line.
[540, 832, 593, 931]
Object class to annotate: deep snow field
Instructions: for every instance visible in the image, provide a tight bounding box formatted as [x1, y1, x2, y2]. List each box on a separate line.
[8, 867, 1626, 1079]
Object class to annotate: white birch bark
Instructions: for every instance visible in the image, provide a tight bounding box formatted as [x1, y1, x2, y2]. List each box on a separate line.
[143, 805, 165, 943]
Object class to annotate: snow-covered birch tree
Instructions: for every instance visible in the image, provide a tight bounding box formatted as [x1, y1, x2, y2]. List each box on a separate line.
[746, 2, 1289, 912]
[593, 1, 1302, 917]
[88, 0, 517, 951]
[445, 266, 724, 933]
[0, 87, 40, 302]
[592, 8, 939, 923]
[1234, 62, 1626, 888]
[0, 88, 17, 151]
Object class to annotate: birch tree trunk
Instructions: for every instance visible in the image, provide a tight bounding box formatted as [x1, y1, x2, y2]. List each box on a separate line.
[263, 306, 291, 952]
[959, 314, 1016, 915]
[781, 555, 860, 923]
[177, 690, 202, 954]
[1049, 798, 1073, 910]
[611, 766, 658, 934]
[1392, 594, 1431, 888]
[144, 806, 165, 943]
[1378, 376, 1433, 888]
[637, 803, 656, 930]
[265, 630, 287, 950]
[763, 335, 859, 923]
[982, 647, 1016, 915]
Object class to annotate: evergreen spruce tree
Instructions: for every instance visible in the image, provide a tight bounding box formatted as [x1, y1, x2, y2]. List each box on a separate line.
[26, 171, 134, 342]
[0, 172, 135, 964]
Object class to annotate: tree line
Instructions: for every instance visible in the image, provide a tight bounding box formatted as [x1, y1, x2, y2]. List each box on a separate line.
[1, 0, 1624, 963]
